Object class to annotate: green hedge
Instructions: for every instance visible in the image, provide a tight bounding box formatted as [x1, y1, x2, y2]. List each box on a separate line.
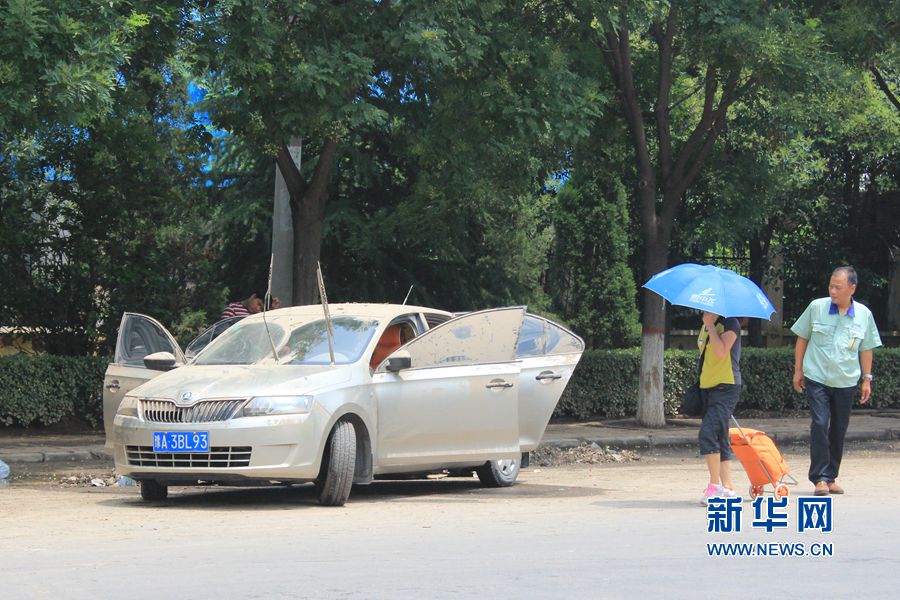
[555, 347, 900, 419]
[0, 355, 107, 427]
[1, 349, 899, 427]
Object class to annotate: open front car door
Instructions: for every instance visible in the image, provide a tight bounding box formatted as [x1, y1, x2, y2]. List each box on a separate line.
[372, 307, 526, 469]
[102, 313, 185, 447]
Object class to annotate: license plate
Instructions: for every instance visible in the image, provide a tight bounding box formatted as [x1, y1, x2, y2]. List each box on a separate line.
[153, 431, 209, 453]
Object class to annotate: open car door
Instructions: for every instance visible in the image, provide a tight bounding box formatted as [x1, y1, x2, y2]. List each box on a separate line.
[515, 314, 585, 451]
[372, 307, 525, 468]
[102, 313, 185, 447]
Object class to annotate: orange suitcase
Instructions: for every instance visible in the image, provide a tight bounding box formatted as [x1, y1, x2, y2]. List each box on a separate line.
[729, 418, 797, 499]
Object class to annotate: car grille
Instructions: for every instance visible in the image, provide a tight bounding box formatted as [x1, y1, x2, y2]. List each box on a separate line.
[140, 398, 247, 423]
[126, 446, 252, 468]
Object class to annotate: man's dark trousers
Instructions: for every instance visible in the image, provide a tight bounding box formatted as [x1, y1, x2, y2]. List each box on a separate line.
[805, 379, 856, 484]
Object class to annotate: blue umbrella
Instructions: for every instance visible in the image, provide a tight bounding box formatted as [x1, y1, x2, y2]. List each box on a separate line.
[643, 263, 776, 320]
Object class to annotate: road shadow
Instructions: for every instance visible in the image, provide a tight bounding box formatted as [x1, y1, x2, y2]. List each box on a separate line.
[97, 477, 603, 510]
[591, 499, 706, 510]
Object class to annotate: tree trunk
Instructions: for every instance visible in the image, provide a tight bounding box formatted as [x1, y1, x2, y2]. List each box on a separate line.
[637, 235, 669, 427]
[276, 139, 339, 305]
[290, 187, 327, 305]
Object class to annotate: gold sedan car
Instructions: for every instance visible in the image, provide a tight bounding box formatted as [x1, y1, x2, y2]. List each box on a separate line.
[103, 304, 583, 505]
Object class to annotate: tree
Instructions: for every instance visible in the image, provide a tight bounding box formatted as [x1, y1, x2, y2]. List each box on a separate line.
[1, 2, 223, 354]
[193, 1, 597, 307]
[547, 0, 831, 425]
[192, 1, 396, 304]
[820, 0, 900, 117]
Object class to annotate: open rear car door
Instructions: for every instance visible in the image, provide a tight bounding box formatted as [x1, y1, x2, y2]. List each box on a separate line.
[515, 314, 585, 451]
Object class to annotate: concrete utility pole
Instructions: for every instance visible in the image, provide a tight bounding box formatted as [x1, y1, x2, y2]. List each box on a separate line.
[271, 140, 301, 306]
[763, 250, 784, 346]
[889, 246, 900, 330]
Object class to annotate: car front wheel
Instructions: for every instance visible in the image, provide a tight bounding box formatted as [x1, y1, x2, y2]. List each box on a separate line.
[140, 479, 168, 501]
[476, 457, 520, 487]
[316, 420, 357, 506]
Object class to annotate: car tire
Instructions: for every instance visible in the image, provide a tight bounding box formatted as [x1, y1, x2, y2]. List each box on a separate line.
[140, 479, 168, 501]
[316, 420, 357, 506]
[475, 457, 520, 487]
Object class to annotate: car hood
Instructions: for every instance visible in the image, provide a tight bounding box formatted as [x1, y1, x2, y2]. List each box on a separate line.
[129, 364, 354, 400]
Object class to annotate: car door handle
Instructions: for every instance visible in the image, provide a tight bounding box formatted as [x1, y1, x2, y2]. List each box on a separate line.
[106, 381, 120, 392]
[536, 372, 562, 382]
[485, 381, 514, 389]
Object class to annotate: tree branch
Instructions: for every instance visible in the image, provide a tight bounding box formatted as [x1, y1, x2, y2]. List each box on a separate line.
[670, 64, 718, 184]
[653, 5, 677, 184]
[606, 20, 657, 234]
[276, 144, 305, 199]
[304, 138, 339, 208]
[870, 65, 900, 115]
[669, 81, 705, 111]
[662, 72, 755, 226]
[599, 25, 622, 88]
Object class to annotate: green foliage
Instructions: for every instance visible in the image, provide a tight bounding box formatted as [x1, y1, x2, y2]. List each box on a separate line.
[0, 355, 107, 427]
[545, 175, 641, 348]
[2, 348, 898, 428]
[555, 348, 643, 419]
[555, 347, 900, 419]
[0, 0, 143, 131]
[1, 2, 228, 355]
[1, 0, 898, 362]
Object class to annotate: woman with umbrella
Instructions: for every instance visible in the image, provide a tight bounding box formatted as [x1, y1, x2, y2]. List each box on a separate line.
[696, 310, 742, 504]
[644, 263, 775, 505]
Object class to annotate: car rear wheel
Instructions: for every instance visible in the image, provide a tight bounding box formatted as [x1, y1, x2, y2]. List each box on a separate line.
[140, 479, 168, 501]
[316, 420, 357, 506]
[475, 457, 520, 487]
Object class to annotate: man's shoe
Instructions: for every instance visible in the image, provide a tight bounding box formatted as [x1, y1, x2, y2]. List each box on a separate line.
[827, 482, 844, 494]
[814, 481, 829, 496]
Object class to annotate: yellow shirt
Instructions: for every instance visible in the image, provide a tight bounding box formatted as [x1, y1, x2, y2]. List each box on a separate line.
[698, 318, 742, 388]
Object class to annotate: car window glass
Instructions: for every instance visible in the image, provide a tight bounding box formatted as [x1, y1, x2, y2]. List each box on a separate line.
[280, 317, 378, 365]
[423, 313, 451, 328]
[516, 315, 585, 357]
[185, 316, 244, 360]
[192, 317, 378, 366]
[118, 317, 178, 366]
[396, 307, 525, 369]
[193, 321, 288, 365]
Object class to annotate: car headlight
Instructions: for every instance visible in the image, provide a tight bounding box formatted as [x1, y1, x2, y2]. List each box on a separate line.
[238, 395, 313, 418]
[116, 396, 139, 417]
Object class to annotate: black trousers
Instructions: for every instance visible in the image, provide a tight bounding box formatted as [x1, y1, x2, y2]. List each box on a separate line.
[805, 379, 856, 484]
[698, 384, 740, 460]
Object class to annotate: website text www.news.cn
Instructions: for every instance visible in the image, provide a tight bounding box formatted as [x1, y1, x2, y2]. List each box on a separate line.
[705, 496, 833, 558]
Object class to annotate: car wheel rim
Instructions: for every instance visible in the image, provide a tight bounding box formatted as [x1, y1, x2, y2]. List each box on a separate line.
[496, 459, 518, 477]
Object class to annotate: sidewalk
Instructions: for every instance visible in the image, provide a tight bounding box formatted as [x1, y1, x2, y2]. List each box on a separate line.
[542, 411, 900, 450]
[1, 411, 899, 466]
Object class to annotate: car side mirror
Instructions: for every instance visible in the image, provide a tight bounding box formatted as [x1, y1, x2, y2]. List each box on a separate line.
[385, 349, 411, 372]
[144, 351, 179, 371]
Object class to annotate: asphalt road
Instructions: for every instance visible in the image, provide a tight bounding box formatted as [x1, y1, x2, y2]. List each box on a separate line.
[2, 443, 898, 599]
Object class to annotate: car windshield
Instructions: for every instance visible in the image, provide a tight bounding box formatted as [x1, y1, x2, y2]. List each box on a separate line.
[193, 316, 379, 366]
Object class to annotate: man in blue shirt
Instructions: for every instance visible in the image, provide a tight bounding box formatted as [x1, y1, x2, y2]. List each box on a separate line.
[791, 266, 882, 496]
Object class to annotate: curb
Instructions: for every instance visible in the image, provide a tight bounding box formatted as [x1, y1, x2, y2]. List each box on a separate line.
[0, 447, 110, 465]
[1, 429, 896, 465]
[540, 428, 899, 451]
